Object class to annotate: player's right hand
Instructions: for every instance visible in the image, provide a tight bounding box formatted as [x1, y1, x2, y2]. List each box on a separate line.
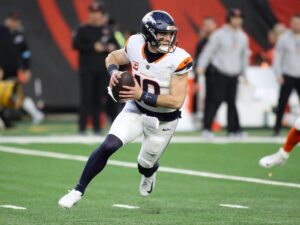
[109, 70, 122, 87]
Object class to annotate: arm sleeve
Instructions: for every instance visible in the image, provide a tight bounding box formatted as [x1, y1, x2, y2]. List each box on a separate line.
[197, 32, 219, 70]
[72, 27, 95, 53]
[272, 36, 285, 76]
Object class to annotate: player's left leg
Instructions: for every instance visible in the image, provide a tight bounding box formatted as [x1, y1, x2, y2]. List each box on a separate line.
[259, 117, 300, 168]
[59, 101, 143, 208]
[137, 117, 178, 196]
[58, 134, 123, 208]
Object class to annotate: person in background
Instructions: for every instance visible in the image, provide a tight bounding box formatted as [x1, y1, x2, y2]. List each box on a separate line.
[194, 17, 217, 69]
[0, 11, 44, 127]
[193, 16, 217, 125]
[256, 23, 287, 67]
[272, 13, 300, 136]
[197, 8, 249, 138]
[73, 1, 119, 135]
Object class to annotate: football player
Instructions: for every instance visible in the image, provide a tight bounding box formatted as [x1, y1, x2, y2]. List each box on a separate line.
[259, 116, 300, 168]
[58, 10, 193, 208]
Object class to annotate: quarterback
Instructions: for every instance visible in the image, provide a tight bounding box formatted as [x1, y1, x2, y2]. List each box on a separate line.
[58, 10, 192, 208]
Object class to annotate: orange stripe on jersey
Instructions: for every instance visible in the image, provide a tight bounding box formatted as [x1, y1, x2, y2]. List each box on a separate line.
[175, 57, 193, 72]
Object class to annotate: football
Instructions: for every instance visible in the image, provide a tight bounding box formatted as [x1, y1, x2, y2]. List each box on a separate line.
[111, 71, 135, 102]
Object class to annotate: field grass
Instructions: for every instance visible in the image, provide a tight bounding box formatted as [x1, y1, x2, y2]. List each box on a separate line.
[0, 141, 300, 225]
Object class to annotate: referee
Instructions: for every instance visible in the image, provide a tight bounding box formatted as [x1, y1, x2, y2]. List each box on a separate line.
[197, 8, 249, 138]
[273, 13, 300, 136]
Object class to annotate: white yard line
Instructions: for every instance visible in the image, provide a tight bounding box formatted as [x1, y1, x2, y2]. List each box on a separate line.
[0, 145, 299, 189]
[0, 205, 27, 210]
[0, 136, 286, 144]
[112, 204, 139, 209]
[219, 204, 249, 209]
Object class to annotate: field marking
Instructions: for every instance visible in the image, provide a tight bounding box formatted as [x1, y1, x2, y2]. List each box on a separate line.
[0, 136, 286, 144]
[1, 145, 300, 189]
[219, 204, 249, 209]
[113, 204, 139, 209]
[0, 205, 27, 210]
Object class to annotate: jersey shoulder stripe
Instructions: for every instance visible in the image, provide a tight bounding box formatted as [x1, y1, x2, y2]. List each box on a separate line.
[172, 47, 193, 75]
[175, 56, 193, 73]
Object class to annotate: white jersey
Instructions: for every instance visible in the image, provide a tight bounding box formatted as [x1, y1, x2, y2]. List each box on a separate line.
[125, 34, 193, 113]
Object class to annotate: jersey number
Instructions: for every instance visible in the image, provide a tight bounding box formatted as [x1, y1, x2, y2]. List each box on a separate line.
[135, 74, 160, 95]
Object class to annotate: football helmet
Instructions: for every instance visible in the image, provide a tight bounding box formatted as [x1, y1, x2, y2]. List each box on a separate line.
[141, 10, 178, 53]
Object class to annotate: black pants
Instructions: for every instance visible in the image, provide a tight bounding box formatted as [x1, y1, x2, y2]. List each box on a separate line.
[274, 74, 300, 134]
[203, 65, 241, 133]
[79, 71, 106, 132]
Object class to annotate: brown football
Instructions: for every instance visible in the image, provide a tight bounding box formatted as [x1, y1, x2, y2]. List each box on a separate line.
[112, 71, 135, 102]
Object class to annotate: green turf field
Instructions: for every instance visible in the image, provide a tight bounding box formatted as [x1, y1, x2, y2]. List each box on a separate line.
[0, 141, 300, 225]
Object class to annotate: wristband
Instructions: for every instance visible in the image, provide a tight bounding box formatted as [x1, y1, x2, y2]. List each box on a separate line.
[107, 64, 118, 76]
[140, 91, 158, 107]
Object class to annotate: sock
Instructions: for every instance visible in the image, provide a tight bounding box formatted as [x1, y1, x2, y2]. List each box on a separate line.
[75, 134, 123, 194]
[138, 162, 159, 178]
[283, 127, 300, 153]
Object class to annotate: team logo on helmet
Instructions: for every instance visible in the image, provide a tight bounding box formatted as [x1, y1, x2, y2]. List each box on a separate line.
[141, 10, 178, 53]
[142, 13, 157, 25]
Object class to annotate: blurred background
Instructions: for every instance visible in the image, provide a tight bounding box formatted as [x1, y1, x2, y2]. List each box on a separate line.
[0, 0, 300, 135]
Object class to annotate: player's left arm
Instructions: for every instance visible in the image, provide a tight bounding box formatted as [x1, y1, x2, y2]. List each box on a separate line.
[121, 72, 188, 109]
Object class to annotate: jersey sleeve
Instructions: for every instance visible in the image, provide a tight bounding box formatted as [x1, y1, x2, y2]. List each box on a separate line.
[173, 50, 193, 75]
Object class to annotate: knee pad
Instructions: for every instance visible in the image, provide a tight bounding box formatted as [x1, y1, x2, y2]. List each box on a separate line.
[294, 117, 300, 131]
[138, 162, 159, 177]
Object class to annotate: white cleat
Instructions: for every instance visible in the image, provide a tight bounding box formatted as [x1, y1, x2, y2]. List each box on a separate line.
[58, 189, 82, 208]
[259, 148, 289, 168]
[139, 173, 156, 197]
